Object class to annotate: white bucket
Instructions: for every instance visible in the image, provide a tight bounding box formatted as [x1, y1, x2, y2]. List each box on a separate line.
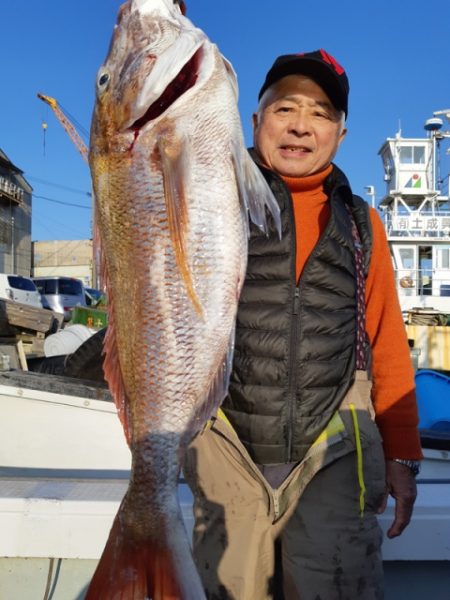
[0, 354, 10, 371]
[44, 325, 95, 357]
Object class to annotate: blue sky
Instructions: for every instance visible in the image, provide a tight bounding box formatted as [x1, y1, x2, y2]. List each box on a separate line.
[1, 0, 449, 241]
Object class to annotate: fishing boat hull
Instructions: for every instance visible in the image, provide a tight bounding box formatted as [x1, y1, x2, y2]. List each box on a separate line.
[0, 370, 449, 599]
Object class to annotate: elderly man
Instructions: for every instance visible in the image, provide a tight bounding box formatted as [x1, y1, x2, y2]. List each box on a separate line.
[184, 49, 422, 600]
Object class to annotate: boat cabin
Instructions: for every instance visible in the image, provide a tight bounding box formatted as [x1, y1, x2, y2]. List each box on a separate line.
[378, 113, 450, 312]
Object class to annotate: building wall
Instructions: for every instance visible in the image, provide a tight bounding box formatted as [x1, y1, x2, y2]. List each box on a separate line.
[0, 150, 33, 275]
[0, 151, 93, 284]
[32, 239, 93, 287]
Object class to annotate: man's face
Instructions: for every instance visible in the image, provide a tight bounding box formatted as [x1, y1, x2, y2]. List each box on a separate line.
[253, 74, 347, 177]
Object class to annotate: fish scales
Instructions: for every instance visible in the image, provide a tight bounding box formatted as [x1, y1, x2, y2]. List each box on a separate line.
[86, 0, 280, 598]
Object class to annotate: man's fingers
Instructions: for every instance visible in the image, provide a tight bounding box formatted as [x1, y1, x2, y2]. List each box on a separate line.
[386, 497, 414, 538]
[384, 460, 418, 538]
[376, 488, 388, 515]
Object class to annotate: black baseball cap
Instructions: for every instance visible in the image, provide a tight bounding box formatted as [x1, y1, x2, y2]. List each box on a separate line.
[258, 49, 349, 118]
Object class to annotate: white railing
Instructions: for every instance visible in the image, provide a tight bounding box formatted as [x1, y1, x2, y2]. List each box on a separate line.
[0, 176, 24, 203]
[395, 268, 450, 297]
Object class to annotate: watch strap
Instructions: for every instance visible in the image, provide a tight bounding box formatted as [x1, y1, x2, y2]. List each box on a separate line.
[391, 458, 421, 476]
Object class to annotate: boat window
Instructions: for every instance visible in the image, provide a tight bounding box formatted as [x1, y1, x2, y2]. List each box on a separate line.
[382, 153, 394, 181]
[419, 246, 432, 295]
[413, 146, 425, 163]
[398, 146, 425, 164]
[399, 247, 415, 269]
[437, 248, 450, 269]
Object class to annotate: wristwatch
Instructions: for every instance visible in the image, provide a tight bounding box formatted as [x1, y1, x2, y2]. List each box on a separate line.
[391, 458, 421, 477]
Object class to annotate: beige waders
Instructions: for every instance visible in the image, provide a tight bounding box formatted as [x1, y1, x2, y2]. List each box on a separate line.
[183, 371, 386, 600]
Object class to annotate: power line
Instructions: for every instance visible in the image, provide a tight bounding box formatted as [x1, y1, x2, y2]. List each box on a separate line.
[27, 175, 92, 197]
[32, 212, 91, 240]
[57, 101, 90, 141]
[33, 194, 91, 209]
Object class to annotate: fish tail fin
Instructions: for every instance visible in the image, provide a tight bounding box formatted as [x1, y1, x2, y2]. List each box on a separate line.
[232, 142, 282, 238]
[86, 513, 205, 600]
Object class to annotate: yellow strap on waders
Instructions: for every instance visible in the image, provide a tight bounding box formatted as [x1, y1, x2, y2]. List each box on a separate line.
[203, 407, 234, 433]
[312, 407, 366, 518]
[311, 411, 346, 447]
[217, 407, 234, 429]
[210, 407, 347, 446]
[349, 402, 366, 518]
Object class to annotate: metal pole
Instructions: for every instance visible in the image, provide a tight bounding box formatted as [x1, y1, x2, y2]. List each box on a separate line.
[364, 186, 376, 208]
[11, 215, 15, 273]
[432, 131, 437, 192]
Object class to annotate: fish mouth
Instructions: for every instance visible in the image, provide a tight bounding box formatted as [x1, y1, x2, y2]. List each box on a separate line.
[130, 47, 202, 130]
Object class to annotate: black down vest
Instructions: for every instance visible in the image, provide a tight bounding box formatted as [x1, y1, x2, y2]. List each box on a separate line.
[222, 160, 373, 464]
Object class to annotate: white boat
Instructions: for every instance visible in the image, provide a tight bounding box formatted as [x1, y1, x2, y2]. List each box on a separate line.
[0, 369, 449, 599]
[378, 109, 450, 370]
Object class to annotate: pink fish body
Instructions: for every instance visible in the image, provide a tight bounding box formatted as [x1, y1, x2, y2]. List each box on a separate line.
[87, 0, 280, 597]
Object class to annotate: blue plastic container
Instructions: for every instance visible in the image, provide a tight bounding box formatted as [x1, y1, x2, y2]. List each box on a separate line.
[415, 369, 450, 431]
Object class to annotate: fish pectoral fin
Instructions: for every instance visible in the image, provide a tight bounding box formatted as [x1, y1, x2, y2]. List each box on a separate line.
[158, 134, 204, 319]
[232, 142, 282, 239]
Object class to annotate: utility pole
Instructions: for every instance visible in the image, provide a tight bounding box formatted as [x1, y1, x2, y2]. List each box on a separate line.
[11, 215, 15, 273]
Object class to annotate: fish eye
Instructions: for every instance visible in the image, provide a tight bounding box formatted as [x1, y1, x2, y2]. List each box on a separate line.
[98, 71, 110, 89]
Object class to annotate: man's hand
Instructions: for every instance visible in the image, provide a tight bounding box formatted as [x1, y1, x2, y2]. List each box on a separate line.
[377, 459, 417, 538]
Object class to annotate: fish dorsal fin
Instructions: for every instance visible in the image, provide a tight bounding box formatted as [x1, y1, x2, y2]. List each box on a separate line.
[231, 142, 282, 238]
[221, 54, 239, 100]
[96, 220, 133, 445]
[157, 134, 204, 319]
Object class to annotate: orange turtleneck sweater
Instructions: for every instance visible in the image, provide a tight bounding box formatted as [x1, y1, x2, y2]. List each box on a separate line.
[283, 165, 422, 459]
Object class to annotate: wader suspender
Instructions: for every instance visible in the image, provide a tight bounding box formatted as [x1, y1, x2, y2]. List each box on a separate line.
[346, 206, 370, 516]
[347, 206, 366, 371]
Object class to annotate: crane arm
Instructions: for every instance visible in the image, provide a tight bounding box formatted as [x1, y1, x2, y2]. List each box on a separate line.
[37, 93, 88, 163]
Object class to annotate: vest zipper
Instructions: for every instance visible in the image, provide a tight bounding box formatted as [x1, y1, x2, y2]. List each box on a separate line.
[287, 285, 300, 461]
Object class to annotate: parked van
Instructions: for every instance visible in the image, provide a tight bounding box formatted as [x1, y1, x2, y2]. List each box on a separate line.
[0, 274, 43, 309]
[32, 276, 87, 320]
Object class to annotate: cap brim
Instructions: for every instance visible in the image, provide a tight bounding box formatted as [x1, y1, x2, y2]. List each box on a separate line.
[259, 57, 347, 115]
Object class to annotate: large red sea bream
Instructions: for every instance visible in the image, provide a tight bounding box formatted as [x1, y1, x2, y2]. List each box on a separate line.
[86, 0, 280, 597]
